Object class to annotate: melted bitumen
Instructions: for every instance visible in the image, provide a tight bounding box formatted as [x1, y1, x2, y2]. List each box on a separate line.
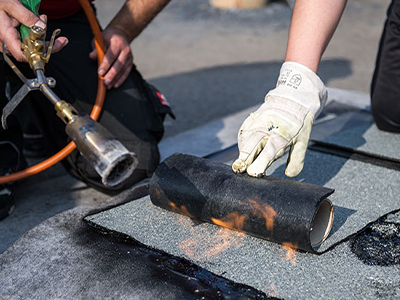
[85, 220, 277, 300]
[350, 217, 400, 266]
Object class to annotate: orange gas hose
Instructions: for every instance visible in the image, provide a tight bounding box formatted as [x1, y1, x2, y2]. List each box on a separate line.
[0, 0, 106, 184]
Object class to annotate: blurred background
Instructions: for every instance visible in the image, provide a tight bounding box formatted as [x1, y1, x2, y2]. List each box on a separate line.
[97, 0, 389, 137]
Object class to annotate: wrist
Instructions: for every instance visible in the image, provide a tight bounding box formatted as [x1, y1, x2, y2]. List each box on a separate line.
[267, 61, 327, 118]
[284, 55, 320, 74]
[104, 25, 133, 44]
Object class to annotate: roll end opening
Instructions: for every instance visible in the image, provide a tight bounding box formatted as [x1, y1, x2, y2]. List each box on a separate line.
[310, 199, 334, 248]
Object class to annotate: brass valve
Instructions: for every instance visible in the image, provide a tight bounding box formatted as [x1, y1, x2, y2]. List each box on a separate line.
[54, 100, 79, 124]
[21, 26, 61, 72]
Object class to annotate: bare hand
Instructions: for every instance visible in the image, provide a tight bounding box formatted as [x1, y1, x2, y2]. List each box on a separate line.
[0, 0, 68, 62]
[89, 27, 133, 89]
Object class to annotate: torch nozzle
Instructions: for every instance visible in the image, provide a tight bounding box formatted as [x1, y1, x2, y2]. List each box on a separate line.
[64, 113, 138, 187]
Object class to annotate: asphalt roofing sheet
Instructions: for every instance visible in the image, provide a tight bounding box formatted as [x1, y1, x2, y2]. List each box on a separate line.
[86, 149, 400, 299]
[311, 111, 400, 161]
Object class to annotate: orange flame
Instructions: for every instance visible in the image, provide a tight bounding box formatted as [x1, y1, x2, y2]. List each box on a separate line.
[179, 228, 244, 261]
[179, 238, 199, 259]
[248, 197, 277, 232]
[268, 282, 278, 298]
[282, 242, 298, 266]
[178, 214, 245, 261]
[171, 198, 276, 262]
[210, 212, 247, 232]
[167, 203, 244, 260]
[153, 189, 162, 198]
[203, 238, 232, 257]
[168, 201, 194, 218]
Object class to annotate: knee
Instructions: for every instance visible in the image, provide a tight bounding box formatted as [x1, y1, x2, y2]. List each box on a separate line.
[371, 92, 400, 133]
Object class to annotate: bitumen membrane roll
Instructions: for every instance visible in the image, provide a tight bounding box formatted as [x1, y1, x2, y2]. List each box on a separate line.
[149, 153, 335, 253]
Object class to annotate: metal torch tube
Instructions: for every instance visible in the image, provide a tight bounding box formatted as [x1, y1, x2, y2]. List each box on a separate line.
[36, 70, 60, 105]
[34, 70, 137, 187]
[149, 153, 335, 254]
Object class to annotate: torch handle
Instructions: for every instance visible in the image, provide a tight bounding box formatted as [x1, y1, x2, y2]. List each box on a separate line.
[20, 0, 41, 41]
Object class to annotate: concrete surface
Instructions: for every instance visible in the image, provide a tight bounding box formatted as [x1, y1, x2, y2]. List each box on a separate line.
[0, 1, 398, 299]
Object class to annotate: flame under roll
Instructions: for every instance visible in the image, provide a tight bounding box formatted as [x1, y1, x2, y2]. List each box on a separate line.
[149, 153, 334, 254]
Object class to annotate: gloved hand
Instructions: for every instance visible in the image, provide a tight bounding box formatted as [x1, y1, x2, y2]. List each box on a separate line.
[232, 61, 327, 177]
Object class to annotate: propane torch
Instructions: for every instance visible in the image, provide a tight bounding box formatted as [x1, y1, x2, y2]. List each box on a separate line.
[1, 24, 138, 188]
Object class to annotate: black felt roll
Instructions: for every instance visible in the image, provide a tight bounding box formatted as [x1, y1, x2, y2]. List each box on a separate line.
[149, 153, 334, 253]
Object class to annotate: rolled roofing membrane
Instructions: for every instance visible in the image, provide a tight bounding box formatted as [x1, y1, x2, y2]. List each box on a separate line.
[150, 153, 334, 253]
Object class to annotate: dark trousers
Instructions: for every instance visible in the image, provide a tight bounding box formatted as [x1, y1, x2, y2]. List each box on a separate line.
[0, 9, 171, 194]
[371, 0, 400, 132]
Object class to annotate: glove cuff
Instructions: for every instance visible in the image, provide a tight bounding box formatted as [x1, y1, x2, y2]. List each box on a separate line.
[266, 61, 327, 118]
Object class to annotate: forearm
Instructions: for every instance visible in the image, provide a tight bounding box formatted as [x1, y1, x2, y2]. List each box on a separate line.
[105, 0, 171, 43]
[285, 0, 347, 73]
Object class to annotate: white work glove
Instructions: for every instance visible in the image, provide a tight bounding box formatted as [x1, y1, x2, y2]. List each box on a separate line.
[232, 61, 327, 177]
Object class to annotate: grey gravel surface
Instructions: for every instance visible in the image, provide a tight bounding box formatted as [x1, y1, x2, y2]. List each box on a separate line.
[86, 196, 400, 300]
[313, 113, 400, 162]
[311, 109, 373, 141]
